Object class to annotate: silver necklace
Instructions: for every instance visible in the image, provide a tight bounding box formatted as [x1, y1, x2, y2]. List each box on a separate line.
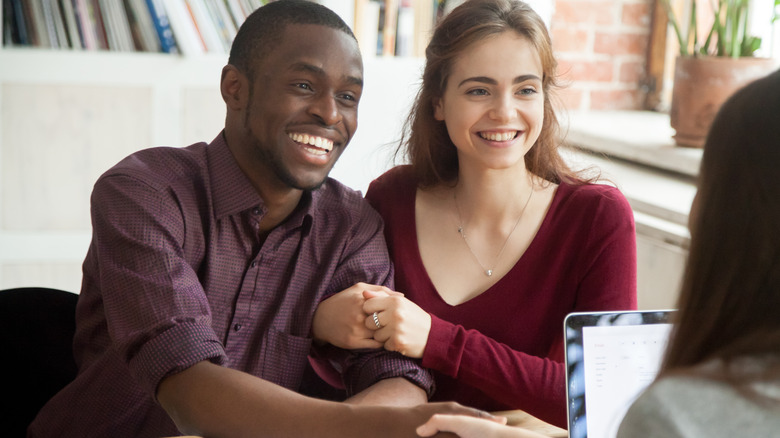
[454, 187, 533, 277]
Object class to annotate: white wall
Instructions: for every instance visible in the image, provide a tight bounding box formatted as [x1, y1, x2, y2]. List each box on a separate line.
[0, 50, 686, 310]
[0, 50, 421, 292]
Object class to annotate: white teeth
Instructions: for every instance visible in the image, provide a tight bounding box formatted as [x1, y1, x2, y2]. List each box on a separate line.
[303, 146, 327, 156]
[288, 133, 334, 152]
[480, 131, 517, 141]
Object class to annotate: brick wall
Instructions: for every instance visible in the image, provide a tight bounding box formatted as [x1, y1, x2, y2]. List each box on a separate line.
[550, 0, 653, 111]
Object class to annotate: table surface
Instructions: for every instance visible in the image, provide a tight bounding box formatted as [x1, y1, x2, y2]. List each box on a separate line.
[169, 409, 568, 438]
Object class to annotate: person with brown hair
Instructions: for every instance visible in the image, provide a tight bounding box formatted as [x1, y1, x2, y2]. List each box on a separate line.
[615, 68, 780, 437]
[313, 0, 637, 429]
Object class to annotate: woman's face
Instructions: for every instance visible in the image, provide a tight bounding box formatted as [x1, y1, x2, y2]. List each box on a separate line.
[434, 31, 544, 173]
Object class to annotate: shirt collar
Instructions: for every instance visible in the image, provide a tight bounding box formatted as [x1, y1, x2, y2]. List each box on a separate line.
[208, 132, 263, 220]
[207, 131, 316, 233]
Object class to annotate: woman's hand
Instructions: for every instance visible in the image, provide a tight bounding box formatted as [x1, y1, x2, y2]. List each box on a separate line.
[362, 290, 432, 358]
[417, 414, 550, 438]
[312, 283, 400, 349]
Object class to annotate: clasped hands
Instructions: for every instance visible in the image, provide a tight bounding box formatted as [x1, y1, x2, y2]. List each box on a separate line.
[312, 282, 432, 358]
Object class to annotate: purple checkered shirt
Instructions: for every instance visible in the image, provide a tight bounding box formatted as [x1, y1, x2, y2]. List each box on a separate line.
[29, 132, 433, 438]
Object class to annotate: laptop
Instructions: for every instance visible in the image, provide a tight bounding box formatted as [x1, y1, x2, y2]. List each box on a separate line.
[564, 310, 675, 438]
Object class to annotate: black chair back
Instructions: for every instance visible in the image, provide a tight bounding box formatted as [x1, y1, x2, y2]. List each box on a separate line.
[0, 287, 79, 437]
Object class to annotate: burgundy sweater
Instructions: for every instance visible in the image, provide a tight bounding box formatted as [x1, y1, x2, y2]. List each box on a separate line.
[365, 165, 637, 428]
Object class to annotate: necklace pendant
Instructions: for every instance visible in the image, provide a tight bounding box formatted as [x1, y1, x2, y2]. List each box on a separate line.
[486, 269, 493, 277]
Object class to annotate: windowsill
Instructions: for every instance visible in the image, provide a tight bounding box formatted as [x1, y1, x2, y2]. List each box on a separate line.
[561, 110, 698, 248]
[564, 110, 702, 178]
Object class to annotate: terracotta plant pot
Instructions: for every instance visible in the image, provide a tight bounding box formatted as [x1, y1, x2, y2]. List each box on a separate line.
[670, 56, 778, 148]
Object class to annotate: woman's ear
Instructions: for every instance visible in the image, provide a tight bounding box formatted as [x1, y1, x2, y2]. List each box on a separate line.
[433, 97, 445, 121]
[221, 65, 248, 111]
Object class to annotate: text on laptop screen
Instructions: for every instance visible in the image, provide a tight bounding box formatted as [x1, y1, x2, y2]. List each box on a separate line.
[582, 323, 672, 437]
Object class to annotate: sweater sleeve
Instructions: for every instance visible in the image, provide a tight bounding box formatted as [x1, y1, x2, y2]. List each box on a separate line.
[571, 184, 638, 312]
[424, 313, 567, 427]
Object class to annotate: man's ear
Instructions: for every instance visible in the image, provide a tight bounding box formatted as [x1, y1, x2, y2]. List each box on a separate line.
[433, 97, 445, 121]
[221, 65, 247, 111]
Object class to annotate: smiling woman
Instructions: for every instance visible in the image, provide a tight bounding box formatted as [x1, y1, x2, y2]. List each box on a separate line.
[312, 0, 638, 429]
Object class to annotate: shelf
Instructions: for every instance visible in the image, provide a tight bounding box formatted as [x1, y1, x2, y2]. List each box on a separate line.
[564, 110, 702, 178]
[0, 48, 227, 85]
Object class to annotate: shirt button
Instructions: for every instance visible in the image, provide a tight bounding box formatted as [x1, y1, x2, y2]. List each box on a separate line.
[233, 323, 242, 331]
[250, 261, 258, 268]
[252, 207, 261, 215]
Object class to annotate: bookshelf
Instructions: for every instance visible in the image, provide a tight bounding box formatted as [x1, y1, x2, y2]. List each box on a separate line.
[0, 0, 431, 292]
[1, 0, 439, 57]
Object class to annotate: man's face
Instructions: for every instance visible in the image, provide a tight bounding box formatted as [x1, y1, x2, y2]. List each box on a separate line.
[241, 24, 363, 191]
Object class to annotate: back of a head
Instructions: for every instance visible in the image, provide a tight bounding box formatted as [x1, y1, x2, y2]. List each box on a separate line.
[228, 0, 356, 77]
[663, 69, 780, 372]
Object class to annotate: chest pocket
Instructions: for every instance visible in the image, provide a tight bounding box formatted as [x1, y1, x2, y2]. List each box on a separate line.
[261, 328, 313, 390]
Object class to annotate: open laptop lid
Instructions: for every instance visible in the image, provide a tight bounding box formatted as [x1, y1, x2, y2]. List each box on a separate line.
[564, 310, 675, 438]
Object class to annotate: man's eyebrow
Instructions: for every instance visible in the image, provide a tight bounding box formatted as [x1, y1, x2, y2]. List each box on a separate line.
[457, 74, 542, 88]
[290, 62, 363, 88]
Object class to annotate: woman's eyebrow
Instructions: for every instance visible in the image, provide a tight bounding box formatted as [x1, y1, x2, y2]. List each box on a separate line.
[458, 74, 541, 88]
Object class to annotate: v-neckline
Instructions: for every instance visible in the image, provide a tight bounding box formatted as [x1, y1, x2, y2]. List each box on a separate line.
[409, 182, 564, 307]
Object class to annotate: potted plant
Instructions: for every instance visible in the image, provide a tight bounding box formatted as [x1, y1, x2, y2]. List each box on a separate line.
[662, 0, 779, 147]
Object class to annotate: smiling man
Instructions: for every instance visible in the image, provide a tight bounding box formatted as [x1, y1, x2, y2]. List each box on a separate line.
[26, 2, 488, 437]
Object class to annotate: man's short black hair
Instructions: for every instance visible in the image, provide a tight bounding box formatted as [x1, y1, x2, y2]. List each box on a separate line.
[229, 0, 357, 78]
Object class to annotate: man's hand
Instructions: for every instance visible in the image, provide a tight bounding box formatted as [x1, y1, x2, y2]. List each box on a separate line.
[312, 282, 402, 349]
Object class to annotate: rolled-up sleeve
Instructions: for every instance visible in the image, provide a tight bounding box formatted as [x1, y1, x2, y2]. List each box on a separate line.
[90, 173, 227, 396]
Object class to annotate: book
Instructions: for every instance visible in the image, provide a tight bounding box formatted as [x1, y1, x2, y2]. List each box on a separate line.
[164, 0, 206, 55]
[7, 0, 31, 45]
[394, 0, 413, 57]
[201, 0, 233, 52]
[211, 0, 237, 46]
[88, 0, 110, 49]
[73, 0, 98, 49]
[29, 0, 52, 47]
[47, 0, 70, 47]
[144, 0, 178, 53]
[60, 0, 85, 49]
[184, 0, 223, 52]
[412, 0, 434, 57]
[239, 0, 262, 17]
[113, 0, 136, 50]
[125, 0, 161, 52]
[224, 0, 246, 28]
[98, 0, 122, 50]
[381, 0, 398, 56]
[354, 0, 380, 58]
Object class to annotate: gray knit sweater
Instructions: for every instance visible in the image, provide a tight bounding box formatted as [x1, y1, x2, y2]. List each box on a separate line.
[617, 360, 780, 438]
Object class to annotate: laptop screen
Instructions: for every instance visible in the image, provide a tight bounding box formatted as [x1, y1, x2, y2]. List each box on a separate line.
[564, 310, 675, 438]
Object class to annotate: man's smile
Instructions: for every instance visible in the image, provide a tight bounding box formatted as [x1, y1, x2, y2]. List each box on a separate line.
[288, 132, 335, 156]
